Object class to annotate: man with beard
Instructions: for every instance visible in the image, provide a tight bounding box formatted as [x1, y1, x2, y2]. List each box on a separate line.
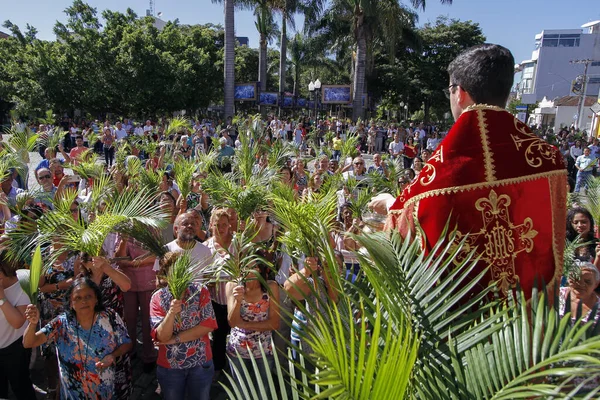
[154, 212, 213, 278]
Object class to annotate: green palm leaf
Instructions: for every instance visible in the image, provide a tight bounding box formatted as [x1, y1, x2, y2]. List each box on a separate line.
[270, 189, 337, 259]
[165, 117, 192, 137]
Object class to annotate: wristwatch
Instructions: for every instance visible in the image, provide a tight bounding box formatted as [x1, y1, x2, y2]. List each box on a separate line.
[0, 298, 6, 307]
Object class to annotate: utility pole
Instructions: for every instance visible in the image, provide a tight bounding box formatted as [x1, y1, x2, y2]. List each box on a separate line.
[570, 59, 597, 131]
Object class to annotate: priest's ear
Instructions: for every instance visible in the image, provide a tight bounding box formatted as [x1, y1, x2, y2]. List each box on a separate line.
[456, 86, 475, 110]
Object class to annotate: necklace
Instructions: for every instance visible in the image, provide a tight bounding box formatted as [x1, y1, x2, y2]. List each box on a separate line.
[76, 313, 97, 372]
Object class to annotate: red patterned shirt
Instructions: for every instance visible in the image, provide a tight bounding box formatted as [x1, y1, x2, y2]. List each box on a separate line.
[150, 284, 217, 369]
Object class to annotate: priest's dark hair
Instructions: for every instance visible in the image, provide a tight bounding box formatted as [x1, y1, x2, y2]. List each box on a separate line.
[447, 44, 515, 107]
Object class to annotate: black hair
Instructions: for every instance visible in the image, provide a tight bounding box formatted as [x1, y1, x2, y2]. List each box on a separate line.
[0, 250, 20, 277]
[447, 44, 515, 107]
[67, 277, 105, 315]
[250, 249, 272, 292]
[567, 207, 595, 242]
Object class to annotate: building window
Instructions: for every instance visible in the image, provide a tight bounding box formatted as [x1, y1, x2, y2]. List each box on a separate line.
[592, 61, 600, 67]
[542, 33, 580, 48]
[589, 77, 600, 85]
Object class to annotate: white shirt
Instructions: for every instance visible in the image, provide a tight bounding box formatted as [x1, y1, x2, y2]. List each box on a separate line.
[114, 128, 127, 141]
[153, 240, 213, 279]
[389, 141, 405, 155]
[134, 127, 144, 136]
[418, 129, 427, 139]
[0, 280, 30, 348]
[144, 125, 153, 132]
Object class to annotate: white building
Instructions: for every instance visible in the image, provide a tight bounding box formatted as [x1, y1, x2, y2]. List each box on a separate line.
[530, 95, 597, 133]
[517, 21, 600, 104]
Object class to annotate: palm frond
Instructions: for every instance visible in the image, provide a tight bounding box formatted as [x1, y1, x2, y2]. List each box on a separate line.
[348, 188, 371, 219]
[173, 158, 197, 200]
[138, 167, 163, 195]
[166, 251, 196, 300]
[70, 153, 105, 179]
[270, 189, 338, 259]
[340, 133, 360, 160]
[165, 117, 192, 137]
[114, 220, 166, 258]
[195, 148, 219, 173]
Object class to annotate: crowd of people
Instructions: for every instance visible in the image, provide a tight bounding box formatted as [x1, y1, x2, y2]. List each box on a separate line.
[0, 43, 598, 400]
[0, 111, 448, 400]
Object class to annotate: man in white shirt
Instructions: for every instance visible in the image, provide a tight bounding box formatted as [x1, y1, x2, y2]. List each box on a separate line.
[134, 123, 144, 136]
[389, 133, 405, 159]
[114, 122, 127, 141]
[143, 120, 153, 134]
[153, 212, 213, 280]
[123, 118, 133, 132]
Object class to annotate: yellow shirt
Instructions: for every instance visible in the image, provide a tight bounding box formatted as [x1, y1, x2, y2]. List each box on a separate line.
[333, 138, 342, 150]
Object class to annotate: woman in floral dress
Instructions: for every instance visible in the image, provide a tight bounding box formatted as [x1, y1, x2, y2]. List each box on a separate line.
[226, 260, 280, 391]
[23, 277, 132, 399]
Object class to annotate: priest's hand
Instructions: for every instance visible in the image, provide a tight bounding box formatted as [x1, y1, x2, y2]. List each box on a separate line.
[368, 193, 396, 215]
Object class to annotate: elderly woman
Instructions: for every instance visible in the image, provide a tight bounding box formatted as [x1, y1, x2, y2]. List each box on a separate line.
[151, 252, 218, 400]
[74, 256, 132, 399]
[23, 277, 132, 399]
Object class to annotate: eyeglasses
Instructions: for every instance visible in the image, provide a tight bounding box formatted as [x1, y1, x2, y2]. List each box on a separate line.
[443, 84, 459, 99]
[354, 162, 364, 165]
[38, 175, 52, 180]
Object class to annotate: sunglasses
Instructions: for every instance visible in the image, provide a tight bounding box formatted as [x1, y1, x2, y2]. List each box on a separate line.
[38, 175, 52, 180]
[354, 162, 364, 165]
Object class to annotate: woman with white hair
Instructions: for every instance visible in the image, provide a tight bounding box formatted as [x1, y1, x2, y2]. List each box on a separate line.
[559, 262, 600, 324]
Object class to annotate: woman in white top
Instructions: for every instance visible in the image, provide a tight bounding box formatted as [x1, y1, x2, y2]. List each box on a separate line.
[0, 255, 36, 400]
[570, 139, 584, 161]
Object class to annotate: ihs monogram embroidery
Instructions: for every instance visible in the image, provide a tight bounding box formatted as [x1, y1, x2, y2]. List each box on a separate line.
[452, 189, 538, 294]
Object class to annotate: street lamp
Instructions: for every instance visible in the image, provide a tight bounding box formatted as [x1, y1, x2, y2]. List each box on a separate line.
[309, 79, 321, 121]
[308, 81, 315, 119]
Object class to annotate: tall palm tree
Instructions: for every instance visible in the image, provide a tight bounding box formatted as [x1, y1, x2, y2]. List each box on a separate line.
[224, 0, 236, 119]
[254, 0, 279, 93]
[308, 0, 446, 120]
[212, 0, 236, 119]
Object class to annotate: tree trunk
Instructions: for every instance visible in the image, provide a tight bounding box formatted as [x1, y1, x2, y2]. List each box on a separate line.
[259, 36, 268, 91]
[352, 24, 367, 121]
[278, 15, 287, 117]
[259, 34, 268, 117]
[224, 0, 235, 120]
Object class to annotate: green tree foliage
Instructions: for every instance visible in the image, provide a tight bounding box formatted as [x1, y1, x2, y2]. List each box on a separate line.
[0, 1, 223, 118]
[394, 16, 485, 121]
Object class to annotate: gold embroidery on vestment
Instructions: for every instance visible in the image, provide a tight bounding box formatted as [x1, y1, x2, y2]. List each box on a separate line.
[418, 146, 444, 187]
[511, 118, 557, 168]
[451, 189, 538, 294]
[477, 110, 496, 182]
[402, 169, 567, 210]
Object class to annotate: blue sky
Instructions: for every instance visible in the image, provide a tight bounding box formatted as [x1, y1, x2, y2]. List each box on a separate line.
[2, 0, 600, 66]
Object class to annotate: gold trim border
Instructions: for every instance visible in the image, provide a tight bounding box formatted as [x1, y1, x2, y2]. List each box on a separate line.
[477, 109, 496, 182]
[402, 169, 567, 210]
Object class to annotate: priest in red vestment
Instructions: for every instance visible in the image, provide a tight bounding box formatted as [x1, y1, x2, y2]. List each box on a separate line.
[370, 44, 567, 297]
